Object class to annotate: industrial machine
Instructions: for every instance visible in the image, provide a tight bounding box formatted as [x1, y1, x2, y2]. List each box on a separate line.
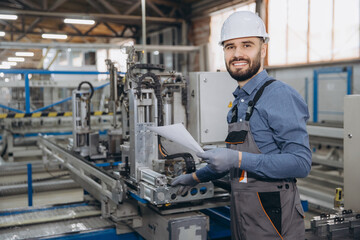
[35, 47, 230, 239]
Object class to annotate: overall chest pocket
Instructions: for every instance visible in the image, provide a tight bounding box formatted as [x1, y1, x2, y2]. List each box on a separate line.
[225, 130, 248, 144]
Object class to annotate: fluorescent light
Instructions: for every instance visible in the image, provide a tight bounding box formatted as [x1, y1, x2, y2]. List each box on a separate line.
[2, 61, 17, 66]
[0, 14, 17, 20]
[0, 65, 11, 69]
[8, 57, 25, 62]
[64, 18, 95, 25]
[42, 33, 68, 39]
[0, 31, 5, 37]
[153, 51, 159, 55]
[15, 52, 34, 57]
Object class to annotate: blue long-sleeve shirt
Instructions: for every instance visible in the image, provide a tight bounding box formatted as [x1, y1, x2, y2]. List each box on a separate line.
[196, 70, 312, 181]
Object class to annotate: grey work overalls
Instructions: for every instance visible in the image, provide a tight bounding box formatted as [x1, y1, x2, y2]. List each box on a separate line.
[226, 80, 305, 240]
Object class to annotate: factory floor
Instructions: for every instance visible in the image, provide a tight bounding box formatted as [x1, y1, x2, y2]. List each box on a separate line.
[0, 156, 320, 238]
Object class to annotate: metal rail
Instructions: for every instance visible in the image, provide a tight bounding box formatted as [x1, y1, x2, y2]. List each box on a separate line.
[38, 137, 125, 205]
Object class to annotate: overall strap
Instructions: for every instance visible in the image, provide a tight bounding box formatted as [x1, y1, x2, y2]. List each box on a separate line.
[245, 79, 276, 121]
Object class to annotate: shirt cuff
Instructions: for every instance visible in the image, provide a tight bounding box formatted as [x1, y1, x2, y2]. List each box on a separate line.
[240, 152, 258, 172]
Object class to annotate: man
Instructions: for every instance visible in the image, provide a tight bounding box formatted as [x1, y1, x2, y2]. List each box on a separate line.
[172, 11, 312, 240]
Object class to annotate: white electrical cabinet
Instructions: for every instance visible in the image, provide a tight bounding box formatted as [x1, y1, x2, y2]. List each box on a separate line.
[344, 95, 360, 211]
[187, 72, 238, 145]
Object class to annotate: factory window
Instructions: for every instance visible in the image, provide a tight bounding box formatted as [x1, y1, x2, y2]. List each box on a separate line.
[71, 51, 83, 67]
[268, 0, 359, 65]
[84, 51, 96, 66]
[209, 2, 256, 72]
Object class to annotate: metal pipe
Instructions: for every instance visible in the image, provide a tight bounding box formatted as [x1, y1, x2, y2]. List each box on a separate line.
[0, 9, 182, 23]
[0, 42, 201, 52]
[27, 163, 33, 207]
[141, 0, 147, 63]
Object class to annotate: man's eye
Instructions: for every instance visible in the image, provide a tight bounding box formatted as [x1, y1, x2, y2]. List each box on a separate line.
[244, 44, 251, 48]
[226, 46, 234, 50]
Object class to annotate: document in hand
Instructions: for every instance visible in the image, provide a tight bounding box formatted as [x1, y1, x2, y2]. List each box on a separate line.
[147, 123, 204, 153]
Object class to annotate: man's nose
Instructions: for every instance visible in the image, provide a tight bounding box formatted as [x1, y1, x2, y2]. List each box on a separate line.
[233, 47, 244, 58]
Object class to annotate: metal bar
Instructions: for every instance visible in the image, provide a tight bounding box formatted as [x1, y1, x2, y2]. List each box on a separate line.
[38, 138, 121, 203]
[347, 66, 352, 94]
[0, 104, 24, 113]
[124, 0, 141, 15]
[305, 77, 308, 105]
[68, 24, 83, 36]
[24, 73, 30, 113]
[48, 0, 68, 11]
[331, 0, 335, 60]
[147, 0, 165, 17]
[27, 163, 33, 207]
[313, 70, 318, 122]
[0, 69, 111, 74]
[0, 9, 182, 23]
[45, 49, 60, 70]
[141, 0, 147, 63]
[32, 96, 71, 113]
[316, 67, 347, 74]
[84, 22, 100, 35]
[32, 82, 110, 113]
[18, 0, 42, 10]
[103, 22, 118, 36]
[99, 0, 120, 14]
[0, 41, 201, 52]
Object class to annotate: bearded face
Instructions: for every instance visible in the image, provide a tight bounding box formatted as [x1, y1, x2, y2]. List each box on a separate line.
[223, 37, 265, 84]
[226, 49, 261, 82]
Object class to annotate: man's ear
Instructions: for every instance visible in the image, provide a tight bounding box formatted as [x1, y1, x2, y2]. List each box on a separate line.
[261, 43, 267, 59]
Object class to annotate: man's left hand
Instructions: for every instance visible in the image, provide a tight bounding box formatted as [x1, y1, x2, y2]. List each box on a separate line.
[196, 148, 240, 174]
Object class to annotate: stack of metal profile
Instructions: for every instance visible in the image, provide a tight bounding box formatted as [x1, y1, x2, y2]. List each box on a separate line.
[308, 209, 360, 240]
[0, 204, 122, 239]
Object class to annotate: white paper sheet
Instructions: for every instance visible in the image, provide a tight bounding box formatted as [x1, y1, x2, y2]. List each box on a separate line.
[147, 123, 204, 153]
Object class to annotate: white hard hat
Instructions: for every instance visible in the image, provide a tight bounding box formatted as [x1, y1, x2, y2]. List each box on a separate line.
[220, 11, 269, 45]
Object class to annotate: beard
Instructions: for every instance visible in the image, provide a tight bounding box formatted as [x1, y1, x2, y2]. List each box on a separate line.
[226, 50, 262, 82]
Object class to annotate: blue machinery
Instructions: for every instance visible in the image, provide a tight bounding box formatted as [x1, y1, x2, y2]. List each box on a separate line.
[312, 66, 352, 123]
[0, 69, 125, 114]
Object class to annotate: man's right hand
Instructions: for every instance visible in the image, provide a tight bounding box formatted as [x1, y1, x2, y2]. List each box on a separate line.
[171, 173, 198, 195]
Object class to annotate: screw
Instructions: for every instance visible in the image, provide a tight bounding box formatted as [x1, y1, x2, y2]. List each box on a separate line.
[348, 133, 353, 139]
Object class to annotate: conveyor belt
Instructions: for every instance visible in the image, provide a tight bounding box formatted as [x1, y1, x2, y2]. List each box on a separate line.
[0, 216, 115, 239]
[0, 204, 101, 228]
[0, 203, 120, 240]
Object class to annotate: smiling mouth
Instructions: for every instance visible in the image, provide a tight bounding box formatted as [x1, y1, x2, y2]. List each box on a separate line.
[231, 61, 248, 68]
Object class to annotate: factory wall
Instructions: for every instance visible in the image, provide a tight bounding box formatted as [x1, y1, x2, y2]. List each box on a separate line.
[267, 60, 360, 123]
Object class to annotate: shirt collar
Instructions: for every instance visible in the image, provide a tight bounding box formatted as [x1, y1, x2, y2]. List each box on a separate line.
[232, 70, 269, 98]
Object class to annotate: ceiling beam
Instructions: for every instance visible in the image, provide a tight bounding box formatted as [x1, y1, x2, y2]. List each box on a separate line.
[18, 0, 42, 10]
[7, 0, 25, 9]
[97, 0, 120, 14]
[103, 22, 118, 36]
[0, 9, 183, 23]
[16, 17, 42, 41]
[84, 22, 100, 35]
[49, 0, 68, 11]
[68, 24, 83, 36]
[124, 0, 141, 15]
[147, 0, 165, 17]
[42, 0, 47, 10]
[149, 0, 181, 8]
[87, 0, 106, 13]
[3, 30, 132, 39]
[0, 41, 201, 52]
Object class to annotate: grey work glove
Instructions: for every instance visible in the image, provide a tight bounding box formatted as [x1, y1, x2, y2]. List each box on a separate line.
[196, 148, 240, 174]
[171, 173, 198, 196]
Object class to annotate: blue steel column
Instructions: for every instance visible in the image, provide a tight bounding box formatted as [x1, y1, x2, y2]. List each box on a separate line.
[347, 66, 352, 95]
[305, 77, 309, 105]
[27, 163, 33, 206]
[24, 73, 30, 113]
[313, 70, 318, 123]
